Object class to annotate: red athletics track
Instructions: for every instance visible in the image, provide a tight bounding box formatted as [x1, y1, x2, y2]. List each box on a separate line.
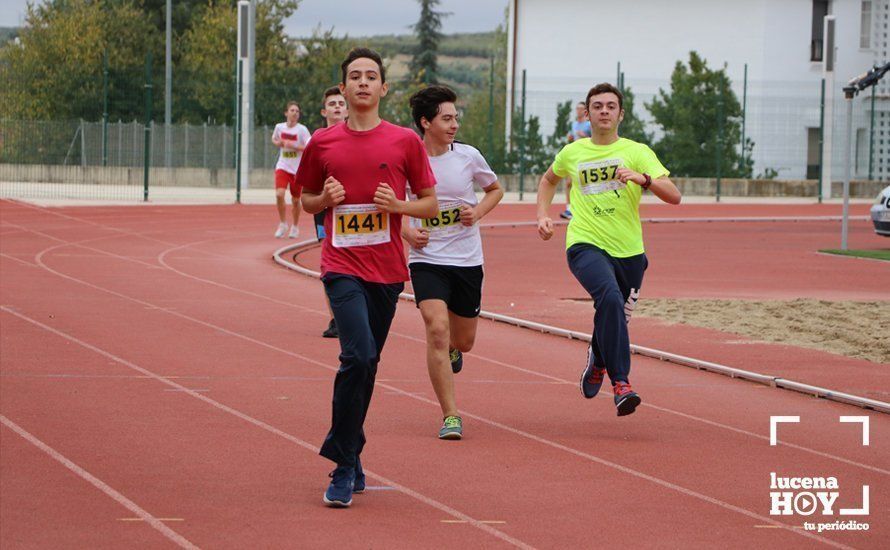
[1, 199, 887, 549]
[298, 201, 890, 400]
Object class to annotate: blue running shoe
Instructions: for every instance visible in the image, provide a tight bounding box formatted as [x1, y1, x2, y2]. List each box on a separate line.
[323, 465, 354, 507]
[449, 348, 463, 374]
[613, 382, 641, 417]
[353, 455, 365, 494]
[580, 344, 606, 399]
[560, 208, 572, 220]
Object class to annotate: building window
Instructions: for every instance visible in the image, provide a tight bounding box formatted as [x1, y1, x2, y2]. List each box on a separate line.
[812, 0, 830, 61]
[863, 2, 872, 49]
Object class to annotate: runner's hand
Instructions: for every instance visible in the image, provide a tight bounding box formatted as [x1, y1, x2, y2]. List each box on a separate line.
[537, 216, 554, 240]
[616, 168, 645, 186]
[322, 177, 345, 207]
[459, 204, 478, 226]
[373, 183, 403, 213]
[403, 226, 429, 249]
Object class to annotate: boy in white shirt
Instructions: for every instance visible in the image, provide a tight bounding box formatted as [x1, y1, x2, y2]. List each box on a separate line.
[403, 85, 504, 440]
[271, 101, 311, 238]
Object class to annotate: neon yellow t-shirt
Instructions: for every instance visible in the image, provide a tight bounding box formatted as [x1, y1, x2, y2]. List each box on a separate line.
[552, 137, 669, 257]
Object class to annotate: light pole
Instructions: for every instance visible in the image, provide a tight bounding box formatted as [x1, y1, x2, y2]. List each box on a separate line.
[840, 62, 890, 250]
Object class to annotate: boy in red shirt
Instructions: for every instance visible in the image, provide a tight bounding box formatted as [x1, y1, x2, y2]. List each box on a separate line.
[298, 48, 438, 508]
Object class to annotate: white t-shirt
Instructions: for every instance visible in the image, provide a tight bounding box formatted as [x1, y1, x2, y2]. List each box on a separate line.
[408, 142, 498, 267]
[272, 122, 311, 174]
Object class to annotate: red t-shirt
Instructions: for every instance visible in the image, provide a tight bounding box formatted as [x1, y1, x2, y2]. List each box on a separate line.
[296, 120, 437, 283]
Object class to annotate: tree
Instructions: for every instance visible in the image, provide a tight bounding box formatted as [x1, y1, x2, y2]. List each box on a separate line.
[646, 51, 752, 177]
[547, 99, 572, 151]
[409, 0, 447, 84]
[177, 0, 304, 126]
[0, 0, 159, 121]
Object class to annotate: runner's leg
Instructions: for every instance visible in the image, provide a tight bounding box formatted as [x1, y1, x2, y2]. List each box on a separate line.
[355, 280, 403, 457]
[567, 244, 631, 383]
[319, 274, 377, 468]
[420, 300, 458, 418]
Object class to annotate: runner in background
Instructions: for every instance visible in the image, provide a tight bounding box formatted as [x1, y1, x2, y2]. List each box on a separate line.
[561, 101, 592, 220]
[272, 102, 311, 238]
[314, 87, 349, 338]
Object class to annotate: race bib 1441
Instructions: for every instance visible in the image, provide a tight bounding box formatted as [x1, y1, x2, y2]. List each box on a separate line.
[578, 159, 625, 195]
[332, 204, 390, 248]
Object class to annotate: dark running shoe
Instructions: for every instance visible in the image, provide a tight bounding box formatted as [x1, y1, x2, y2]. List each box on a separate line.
[449, 348, 463, 374]
[613, 381, 641, 417]
[323, 465, 355, 508]
[353, 455, 365, 494]
[580, 359, 606, 400]
[322, 318, 338, 339]
[560, 208, 572, 220]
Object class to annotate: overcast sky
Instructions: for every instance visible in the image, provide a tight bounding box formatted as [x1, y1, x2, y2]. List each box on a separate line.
[1, 1, 508, 36]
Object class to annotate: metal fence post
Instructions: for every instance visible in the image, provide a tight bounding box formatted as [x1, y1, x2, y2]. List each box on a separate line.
[869, 85, 875, 180]
[117, 120, 122, 166]
[184, 122, 189, 167]
[203, 122, 208, 168]
[841, 89, 854, 250]
[740, 63, 747, 174]
[80, 119, 86, 167]
[236, 59, 243, 204]
[143, 52, 153, 202]
[817, 79, 826, 203]
[488, 56, 494, 164]
[102, 49, 109, 167]
[715, 85, 723, 202]
[518, 69, 527, 201]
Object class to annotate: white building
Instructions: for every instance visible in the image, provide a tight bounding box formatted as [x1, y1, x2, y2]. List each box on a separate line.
[506, 0, 888, 181]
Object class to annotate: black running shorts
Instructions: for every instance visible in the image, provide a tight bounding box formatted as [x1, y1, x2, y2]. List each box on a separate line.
[409, 262, 483, 318]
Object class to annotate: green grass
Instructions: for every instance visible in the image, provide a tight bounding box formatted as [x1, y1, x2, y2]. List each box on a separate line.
[820, 249, 890, 261]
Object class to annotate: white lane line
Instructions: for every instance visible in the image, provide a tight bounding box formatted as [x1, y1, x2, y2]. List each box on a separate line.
[0, 415, 198, 550]
[0, 307, 535, 550]
[279, 244, 890, 475]
[13, 224, 888, 474]
[1, 302, 850, 549]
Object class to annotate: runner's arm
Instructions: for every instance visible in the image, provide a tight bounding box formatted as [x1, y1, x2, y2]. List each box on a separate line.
[648, 176, 681, 205]
[302, 177, 344, 214]
[536, 167, 562, 240]
[475, 182, 504, 220]
[461, 181, 504, 225]
[616, 168, 681, 205]
[376, 185, 437, 218]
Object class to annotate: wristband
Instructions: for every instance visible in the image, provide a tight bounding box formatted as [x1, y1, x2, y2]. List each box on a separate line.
[641, 173, 652, 190]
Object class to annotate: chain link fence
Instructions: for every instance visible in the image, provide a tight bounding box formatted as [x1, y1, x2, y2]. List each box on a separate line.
[1, 62, 887, 203]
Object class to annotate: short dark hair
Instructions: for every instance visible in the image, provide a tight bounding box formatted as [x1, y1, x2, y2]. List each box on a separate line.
[409, 85, 458, 135]
[585, 83, 623, 111]
[285, 101, 300, 111]
[322, 86, 342, 106]
[340, 47, 386, 84]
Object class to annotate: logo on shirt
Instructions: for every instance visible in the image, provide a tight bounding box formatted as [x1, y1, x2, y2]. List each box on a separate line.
[591, 205, 616, 216]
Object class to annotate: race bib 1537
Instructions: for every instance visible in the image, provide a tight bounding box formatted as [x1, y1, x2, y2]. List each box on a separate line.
[578, 159, 625, 195]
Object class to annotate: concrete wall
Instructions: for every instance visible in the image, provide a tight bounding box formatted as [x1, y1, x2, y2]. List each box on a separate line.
[495, 173, 884, 198]
[1, 164, 882, 197]
[0, 164, 276, 189]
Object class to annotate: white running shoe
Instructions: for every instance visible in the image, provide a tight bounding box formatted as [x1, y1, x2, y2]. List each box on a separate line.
[274, 222, 288, 238]
[287, 225, 300, 238]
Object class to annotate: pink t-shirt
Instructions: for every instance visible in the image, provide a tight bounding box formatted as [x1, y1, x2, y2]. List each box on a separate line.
[296, 120, 437, 284]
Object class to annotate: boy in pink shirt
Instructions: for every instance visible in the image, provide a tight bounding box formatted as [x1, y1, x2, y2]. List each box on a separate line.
[298, 48, 438, 507]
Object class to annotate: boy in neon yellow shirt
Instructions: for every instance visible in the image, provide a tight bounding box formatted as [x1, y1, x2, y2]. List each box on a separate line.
[536, 83, 681, 417]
